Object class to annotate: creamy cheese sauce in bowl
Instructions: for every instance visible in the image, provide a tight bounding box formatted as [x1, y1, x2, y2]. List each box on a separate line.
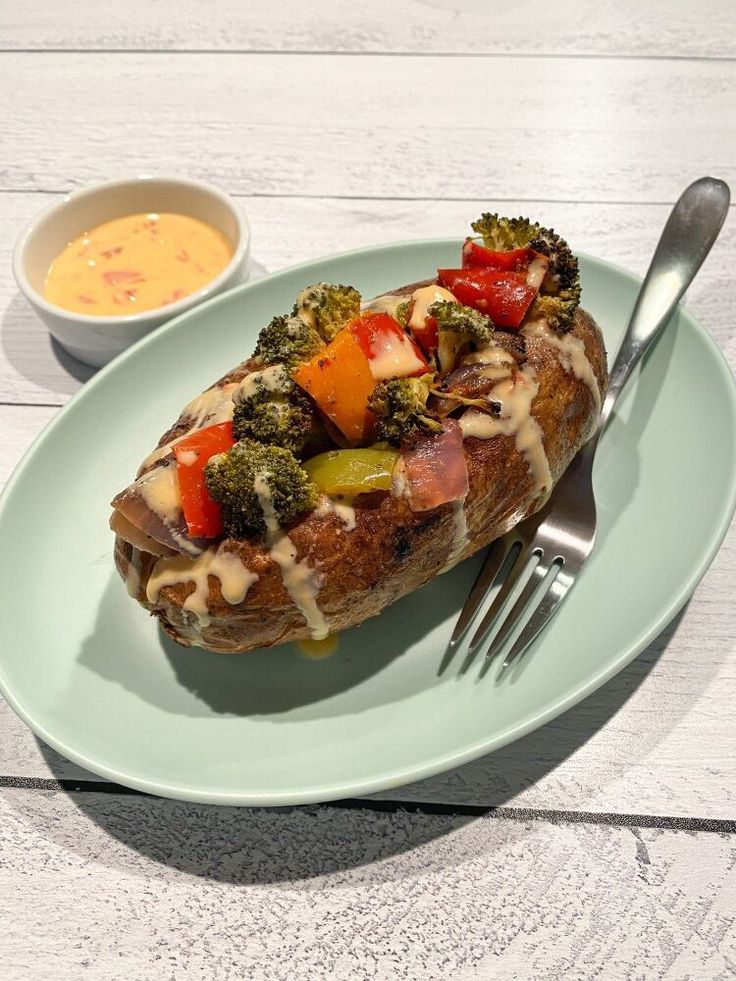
[44, 212, 234, 317]
[13, 176, 250, 367]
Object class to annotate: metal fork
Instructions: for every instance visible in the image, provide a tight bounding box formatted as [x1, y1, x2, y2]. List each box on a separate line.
[448, 176, 731, 669]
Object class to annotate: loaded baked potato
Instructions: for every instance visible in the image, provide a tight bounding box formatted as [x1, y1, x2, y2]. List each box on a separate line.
[111, 214, 608, 653]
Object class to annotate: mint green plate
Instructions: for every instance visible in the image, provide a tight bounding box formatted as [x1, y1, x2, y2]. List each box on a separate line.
[1, 241, 735, 805]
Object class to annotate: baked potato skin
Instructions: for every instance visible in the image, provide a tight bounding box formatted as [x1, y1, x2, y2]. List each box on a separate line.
[114, 306, 607, 653]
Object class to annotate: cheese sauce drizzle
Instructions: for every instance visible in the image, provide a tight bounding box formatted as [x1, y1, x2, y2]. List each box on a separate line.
[182, 382, 239, 429]
[146, 544, 258, 633]
[522, 319, 601, 413]
[441, 498, 469, 573]
[138, 382, 239, 473]
[315, 495, 357, 531]
[391, 458, 410, 500]
[408, 284, 456, 333]
[331, 501, 357, 531]
[297, 634, 340, 660]
[460, 365, 552, 498]
[462, 344, 515, 368]
[361, 292, 407, 318]
[137, 458, 181, 521]
[233, 364, 289, 402]
[134, 460, 200, 556]
[254, 475, 329, 640]
[125, 548, 142, 598]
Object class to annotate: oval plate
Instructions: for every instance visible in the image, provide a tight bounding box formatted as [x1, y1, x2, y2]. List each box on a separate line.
[1, 241, 735, 805]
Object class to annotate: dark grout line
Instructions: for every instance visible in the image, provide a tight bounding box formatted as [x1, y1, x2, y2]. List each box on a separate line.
[2, 776, 734, 833]
[338, 798, 736, 834]
[0, 400, 64, 409]
[1, 776, 148, 795]
[0, 48, 734, 63]
[0, 188, 72, 196]
[1, 188, 733, 209]
[240, 194, 735, 208]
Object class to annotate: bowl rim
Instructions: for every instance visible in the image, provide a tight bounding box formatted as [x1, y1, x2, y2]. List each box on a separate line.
[12, 174, 251, 329]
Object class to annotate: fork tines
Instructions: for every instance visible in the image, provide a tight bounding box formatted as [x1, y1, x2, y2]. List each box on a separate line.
[449, 532, 572, 668]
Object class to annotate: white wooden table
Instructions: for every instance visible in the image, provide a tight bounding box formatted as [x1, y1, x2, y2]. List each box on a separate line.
[2, 4, 735, 977]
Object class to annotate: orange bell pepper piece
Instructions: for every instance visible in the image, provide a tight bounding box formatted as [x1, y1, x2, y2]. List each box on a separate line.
[293, 329, 378, 444]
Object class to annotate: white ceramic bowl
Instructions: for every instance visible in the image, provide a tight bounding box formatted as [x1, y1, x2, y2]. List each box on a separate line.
[13, 176, 250, 367]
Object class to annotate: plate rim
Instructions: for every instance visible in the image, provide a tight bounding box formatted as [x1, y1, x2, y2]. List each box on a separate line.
[1, 239, 735, 805]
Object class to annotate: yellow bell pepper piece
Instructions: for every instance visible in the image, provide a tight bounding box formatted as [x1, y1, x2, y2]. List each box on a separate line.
[303, 447, 399, 497]
[292, 328, 378, 444]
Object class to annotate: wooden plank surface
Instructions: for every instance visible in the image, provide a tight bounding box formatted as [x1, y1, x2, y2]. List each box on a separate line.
[3, 53, 734, 202]
[1, 789, 734, 980]
[3, 0, 735, 58]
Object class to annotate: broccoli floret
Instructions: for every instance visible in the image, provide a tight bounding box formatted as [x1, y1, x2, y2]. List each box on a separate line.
[429, 299, 492, 340]
[470, 214, 541, 252]
[204, 439, 319, 538]
[367, 376, 443, 447]
[525, 226, 581, 331]
[254, 314, 324, 370]
[394, 300, 410, 328]
[528, 293, 580, 332]
[232, 365, 319, 456]
[428, 300, 493, 374]
[470, 213, 581, 330]
[293, 283, 361, 341]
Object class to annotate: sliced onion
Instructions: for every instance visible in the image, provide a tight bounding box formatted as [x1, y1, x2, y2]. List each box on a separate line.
[111, 480, 203, 556]
[109, 510, 175, 557]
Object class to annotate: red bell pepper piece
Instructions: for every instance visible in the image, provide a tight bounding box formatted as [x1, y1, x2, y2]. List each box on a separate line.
[437, 268, 537, 329]
[461, 240, 533, 272]
[415, 314, 439, 356]
[173, 421, 235, 538]
[349, 312, 429, 379]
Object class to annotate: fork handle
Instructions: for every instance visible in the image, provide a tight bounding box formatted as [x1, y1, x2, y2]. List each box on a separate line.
[595, 176, 730, 437]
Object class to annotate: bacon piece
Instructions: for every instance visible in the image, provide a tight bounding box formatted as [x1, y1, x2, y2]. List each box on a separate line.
[402, 420, 469, 512]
